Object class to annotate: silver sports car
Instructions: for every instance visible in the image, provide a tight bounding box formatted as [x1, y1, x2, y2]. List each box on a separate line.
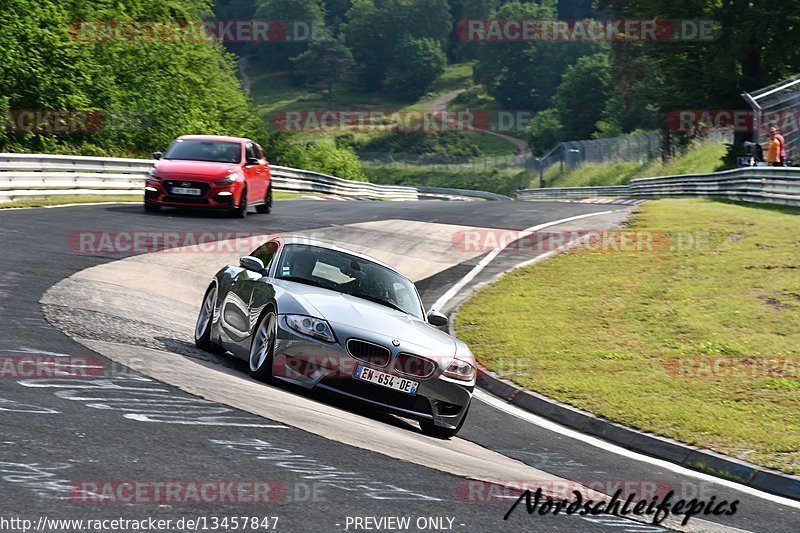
[194, 236, 476, 438]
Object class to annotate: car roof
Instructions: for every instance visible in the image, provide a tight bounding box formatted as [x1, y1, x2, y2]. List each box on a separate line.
[176, 135, 254, 144]
[277, 236, 402, 275]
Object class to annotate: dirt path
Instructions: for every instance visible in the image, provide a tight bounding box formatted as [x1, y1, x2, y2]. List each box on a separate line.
[427, 88, 531, 159]
[238, 56, 255, 96]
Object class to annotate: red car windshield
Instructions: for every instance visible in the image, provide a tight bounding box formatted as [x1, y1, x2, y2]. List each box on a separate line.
[163, 139, 242, 164]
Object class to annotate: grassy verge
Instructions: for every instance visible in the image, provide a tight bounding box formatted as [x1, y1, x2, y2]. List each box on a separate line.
[461, 131, 517, 156]
[541, 141, 727, 188]
[0, 191, 316, 209]
[456, 199, 800, 473]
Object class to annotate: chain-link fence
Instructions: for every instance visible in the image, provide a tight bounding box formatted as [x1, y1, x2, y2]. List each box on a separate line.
[529, 132, 662, 187]
[743, 73, 800, 164]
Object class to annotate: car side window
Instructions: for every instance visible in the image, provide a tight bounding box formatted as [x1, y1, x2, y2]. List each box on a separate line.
[245, 143, 258, 162]
[251, 241, 279, 272]
[256, 144, 265, 160]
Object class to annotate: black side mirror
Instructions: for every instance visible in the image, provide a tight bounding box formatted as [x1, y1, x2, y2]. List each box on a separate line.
[246, 157, 260, 166]
[427, 310, 448, 327]
[239, 256, 266, 274]
[152, 152, 163, 160]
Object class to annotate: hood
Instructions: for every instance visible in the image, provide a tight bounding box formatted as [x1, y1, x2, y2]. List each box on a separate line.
[154, 159, 239, 180]
[279, 281, 457, 357]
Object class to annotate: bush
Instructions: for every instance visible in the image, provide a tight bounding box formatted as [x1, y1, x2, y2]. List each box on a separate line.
[383, 37, 447, 100]
[526, 109, 564, 154]
[359, 131, 481, 157]
[281, 140, 367, 181]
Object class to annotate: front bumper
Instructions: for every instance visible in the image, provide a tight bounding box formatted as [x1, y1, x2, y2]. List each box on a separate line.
[145, 179, 239, 208]
[271, 316, 473, 429]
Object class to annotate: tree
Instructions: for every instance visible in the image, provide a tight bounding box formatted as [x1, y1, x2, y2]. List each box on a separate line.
[526, 108, 564, 154]
[472, 1, 598, 110]
[383, 37, 447, 100]
[553, 53, 611, 140]
[599, 0, 800, 161]
[291, 30, 355, 105]
[252, 0, 326, 70]
[343, 0, 451, 91]
[1, 0, 265, 154]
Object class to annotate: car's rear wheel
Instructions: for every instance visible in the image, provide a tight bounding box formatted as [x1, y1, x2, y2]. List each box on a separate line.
[195, 285, 224, 353]
[249, 310, 277, 381]
[144, 202, 161, 213]
[419, 405, 469, 439]
[233, 187, 248, 218]
[256, 185, 272, 214]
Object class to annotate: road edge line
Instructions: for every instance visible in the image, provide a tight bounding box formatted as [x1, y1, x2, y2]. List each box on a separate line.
[444, 211, 800, 503]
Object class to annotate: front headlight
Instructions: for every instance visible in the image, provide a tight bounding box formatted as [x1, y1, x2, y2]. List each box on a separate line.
[215, 174, 237, 185]
[147, 169, 160, 180]
[285, 315, 336, 343]
[442, 358, 476, 382]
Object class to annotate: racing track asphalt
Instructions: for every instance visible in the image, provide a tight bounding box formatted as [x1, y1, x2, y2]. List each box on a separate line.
[1, 199, 798, 532]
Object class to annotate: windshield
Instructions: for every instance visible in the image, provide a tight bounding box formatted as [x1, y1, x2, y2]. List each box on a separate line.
[163, 139, 242, 164]
[277, 244, 423, 319]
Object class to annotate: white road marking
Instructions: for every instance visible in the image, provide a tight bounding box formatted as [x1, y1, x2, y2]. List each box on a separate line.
[431, 210, 613, 311]
[475, 390, 800, 510]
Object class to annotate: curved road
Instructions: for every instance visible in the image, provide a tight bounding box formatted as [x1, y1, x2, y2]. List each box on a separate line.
[1, 199, 798, 532]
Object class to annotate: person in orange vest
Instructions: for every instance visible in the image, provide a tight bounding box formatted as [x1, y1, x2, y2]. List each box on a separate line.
[766, 128, 783, 166]
[769, 126, 787, 166]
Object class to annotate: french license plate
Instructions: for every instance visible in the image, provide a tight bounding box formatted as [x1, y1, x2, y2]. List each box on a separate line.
[354, 365, 418, 395]
[171, 187, 201, 196]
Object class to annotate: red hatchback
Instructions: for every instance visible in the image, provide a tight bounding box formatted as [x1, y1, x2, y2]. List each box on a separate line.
[144, 135, 272, 217]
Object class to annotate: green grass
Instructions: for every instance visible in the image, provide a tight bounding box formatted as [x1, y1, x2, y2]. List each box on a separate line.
[541, 141, 728, 188]
[0, 195, 142, 208]
[0, 191, 314, 209]
[427, 62, 475, 97]
[456, 199, 800, 473]
[449, 85, 498, 111]
[462, 131, 517, 156]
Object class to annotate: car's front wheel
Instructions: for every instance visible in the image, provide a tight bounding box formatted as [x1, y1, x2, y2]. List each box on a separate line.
[419, 405, 470, 439]
[144, 201, 161, 213]
[195, 285, 224, 353]
[256, 185, 272, 214]
[249, 309, 277, 381]
[233, 186, 248, 218]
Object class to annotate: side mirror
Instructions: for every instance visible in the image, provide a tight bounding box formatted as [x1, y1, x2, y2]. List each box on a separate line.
[427, 310, 448, 327]
[152, 152, 163, 160]
[246, 157, 260, 166]
[239, 256, 266, 274]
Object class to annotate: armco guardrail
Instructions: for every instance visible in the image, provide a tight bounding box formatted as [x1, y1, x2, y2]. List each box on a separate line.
[518, 167, 800, 207]
[629, 167, 800, 206]
[0, 153, 419, 202]
[517, 185, 629, 200]
[417, 186, 511, 201]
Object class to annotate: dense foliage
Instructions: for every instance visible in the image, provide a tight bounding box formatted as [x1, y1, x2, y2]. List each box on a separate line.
[5, 0, 800, 174]
[1, 0, 265, 155]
